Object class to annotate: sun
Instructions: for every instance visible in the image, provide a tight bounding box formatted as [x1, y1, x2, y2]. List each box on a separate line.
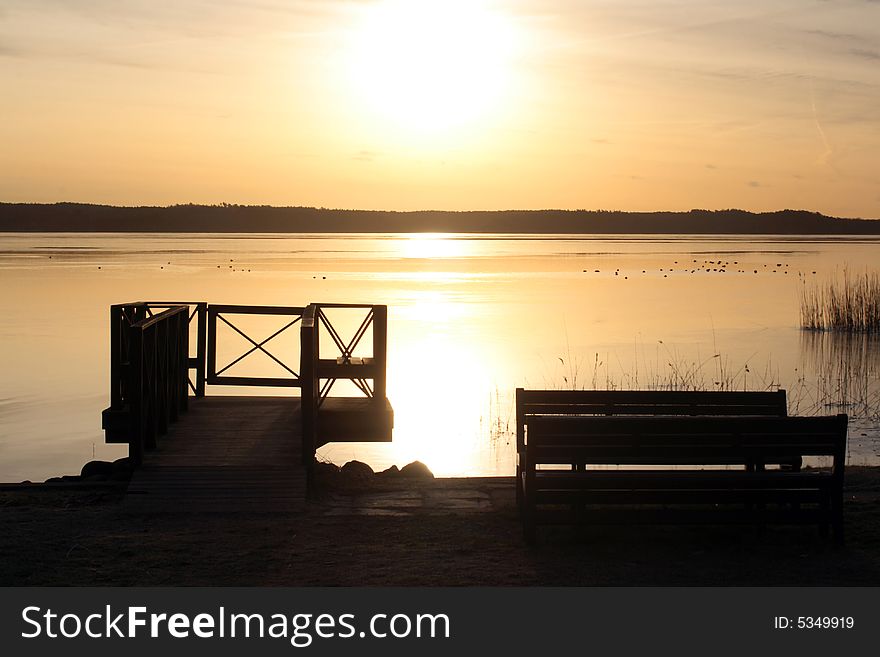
[348, 0, 520, 137]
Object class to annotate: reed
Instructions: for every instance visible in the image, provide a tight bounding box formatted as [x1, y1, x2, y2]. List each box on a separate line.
[546, 347, 779, 394]
[539, 338, 880, 419]
[801, 269, 880, 333]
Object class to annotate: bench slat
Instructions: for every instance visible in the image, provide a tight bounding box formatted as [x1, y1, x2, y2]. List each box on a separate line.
[534, 489, 826, 505]
[518, 389, 787, 406]
[527, 434, 841, 447]
[532, 470, 832, 489]
[530, 446, 839, 464]
[526, 414, 842, 436]
[534, 507, 829, 526]
[522, 403, 786, 416]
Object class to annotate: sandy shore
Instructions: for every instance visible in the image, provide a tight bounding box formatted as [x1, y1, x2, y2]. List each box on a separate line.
[3, 468, 880, 586]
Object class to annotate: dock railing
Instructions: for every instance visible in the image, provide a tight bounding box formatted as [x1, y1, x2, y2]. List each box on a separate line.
[301, 303, 388, 466]
[104, 303, 191, 463]
[206, 304, 304, 388]
[104, 301, 388, 469]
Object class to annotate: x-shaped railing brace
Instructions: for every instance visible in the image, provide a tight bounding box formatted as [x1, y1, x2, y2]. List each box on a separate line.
[214, 314, 301, 379]
[316, 308, 375, 404]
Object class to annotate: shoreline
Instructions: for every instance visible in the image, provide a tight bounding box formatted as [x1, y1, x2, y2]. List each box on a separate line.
[3, 465, 880, 586]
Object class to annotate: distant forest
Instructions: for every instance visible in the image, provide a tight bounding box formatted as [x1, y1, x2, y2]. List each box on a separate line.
[2, 203, 879, 235]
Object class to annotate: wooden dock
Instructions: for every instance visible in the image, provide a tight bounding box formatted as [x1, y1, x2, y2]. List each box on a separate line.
[102, 301, 394, 512]
[123, 395, 394, 513]
[125, 397, 305, 513]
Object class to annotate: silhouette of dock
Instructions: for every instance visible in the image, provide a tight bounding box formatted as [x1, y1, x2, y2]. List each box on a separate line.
[101, 302, 393, 512]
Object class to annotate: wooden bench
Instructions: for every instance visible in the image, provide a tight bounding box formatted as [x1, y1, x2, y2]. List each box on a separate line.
[515, 389, 847, 543]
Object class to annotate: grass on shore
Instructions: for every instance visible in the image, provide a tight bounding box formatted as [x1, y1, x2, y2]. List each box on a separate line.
[537, 334, 880, 420]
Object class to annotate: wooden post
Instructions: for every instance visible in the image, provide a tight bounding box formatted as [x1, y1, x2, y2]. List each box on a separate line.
[300, 305, 317, 473]
[206, 306, 217, 386]
[195, 302, 207, 397]
[515, 387, 524, 513]
[373, 305, 387, 402]
[128, 326, 144, 465]
[110, 305, 122, 409]
[157, 321, 169, 436]
[145, 326, 159, 450]
[169, 314, 179, 423]
[180, 310, 190, 411]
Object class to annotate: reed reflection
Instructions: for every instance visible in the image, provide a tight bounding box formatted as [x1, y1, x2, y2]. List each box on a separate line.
[798, 331, 880, 419]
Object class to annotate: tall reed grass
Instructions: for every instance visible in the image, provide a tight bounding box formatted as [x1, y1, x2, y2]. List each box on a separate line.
[541, 336, 880, 419]
[801, 269, 880, 333]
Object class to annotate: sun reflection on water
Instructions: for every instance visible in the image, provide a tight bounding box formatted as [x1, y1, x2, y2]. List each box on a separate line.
[399, 234, 471, 260]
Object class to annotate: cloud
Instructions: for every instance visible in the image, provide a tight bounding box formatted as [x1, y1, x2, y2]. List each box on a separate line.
[804, 28, 861, 42]
[353, 150, 378, 162]
[0, 0, 338, 73]
[850, 48, 880, 61]
[0, 43, 22, 57]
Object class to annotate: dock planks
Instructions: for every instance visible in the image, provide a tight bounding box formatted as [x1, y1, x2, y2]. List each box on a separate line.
[125, 396, 306, 514]
[123, 395, 393, 513]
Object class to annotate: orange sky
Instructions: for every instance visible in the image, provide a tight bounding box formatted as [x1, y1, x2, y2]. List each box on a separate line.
[1, 0, 879, 217]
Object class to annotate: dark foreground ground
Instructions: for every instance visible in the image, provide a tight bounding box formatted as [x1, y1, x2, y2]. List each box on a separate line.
[2, 468, 880, 586]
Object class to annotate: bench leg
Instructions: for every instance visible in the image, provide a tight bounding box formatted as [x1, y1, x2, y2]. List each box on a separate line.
[515, 460, 523, 515]
[523, 455, 537, 544]
[831, 495, 844, 545]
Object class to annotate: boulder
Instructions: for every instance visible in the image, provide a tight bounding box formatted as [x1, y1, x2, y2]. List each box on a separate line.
[80, 460, 114, 479]
[45, 475, 82, 483]
[314, 461, 340, 477]
[340, 460, 374, 481]
[377, 465, 401, 478]
[400, 461, 434, 479]
[112, 457, 134, 473]
[110, 458, 134, 481]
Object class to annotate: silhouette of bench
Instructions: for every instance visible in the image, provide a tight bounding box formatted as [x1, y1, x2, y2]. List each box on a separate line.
[515, 389, 847, 544]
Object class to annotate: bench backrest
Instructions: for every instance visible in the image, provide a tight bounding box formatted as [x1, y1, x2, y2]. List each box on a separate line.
[516, 389, 788, 460]
[524, 414, 847, 470]
[517, 389, 787, 419]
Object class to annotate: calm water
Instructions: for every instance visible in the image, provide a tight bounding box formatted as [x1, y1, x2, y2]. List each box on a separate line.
[1, 232, 879, 481]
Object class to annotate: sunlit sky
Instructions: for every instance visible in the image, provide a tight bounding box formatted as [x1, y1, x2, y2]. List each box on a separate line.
[1, 0, 879, 217]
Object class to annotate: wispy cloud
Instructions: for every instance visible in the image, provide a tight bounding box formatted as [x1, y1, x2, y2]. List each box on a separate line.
[353, 150, 379, 162]
[0, 0, 353, 69]
[0, 43, 22, 57]
[850, 48, 880, 61]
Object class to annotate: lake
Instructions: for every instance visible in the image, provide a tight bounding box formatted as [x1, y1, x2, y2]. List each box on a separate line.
[1, 232, 879, 481]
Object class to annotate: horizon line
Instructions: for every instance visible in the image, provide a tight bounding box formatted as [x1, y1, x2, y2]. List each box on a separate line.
[1, 201, 878, 222]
